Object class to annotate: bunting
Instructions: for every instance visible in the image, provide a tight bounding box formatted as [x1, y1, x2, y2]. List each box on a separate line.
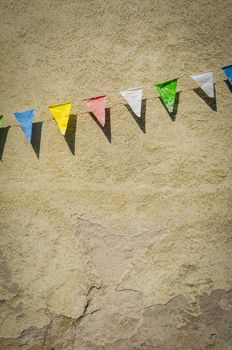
[48, 102, 72, 135]
[222, 65, 232, 85]
[191, 71, 214, 98]
[14, 109, 35, 141]
[120, 88, 143, 117]
[155, 78, 178, 113]
[0, 66, 230, 157]
[83, 95, 106, 126]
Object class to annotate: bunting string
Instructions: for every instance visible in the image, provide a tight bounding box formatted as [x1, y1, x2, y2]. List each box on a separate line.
[1, 78, 230, 130]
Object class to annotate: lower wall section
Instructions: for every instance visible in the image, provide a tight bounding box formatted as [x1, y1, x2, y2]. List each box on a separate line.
[0, 288, 231, 350]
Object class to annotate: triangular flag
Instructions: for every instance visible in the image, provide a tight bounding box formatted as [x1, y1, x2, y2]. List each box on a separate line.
[14, 109, 35, 141]
[0, 115, 3, 129]
[120, 88, 142, 117]
[83, 95, 106, 126]
[222, 65, 232, 85]
[191, 71, 214, 98]
[48, 102, 72, 135]
[155, 78, 178, 113]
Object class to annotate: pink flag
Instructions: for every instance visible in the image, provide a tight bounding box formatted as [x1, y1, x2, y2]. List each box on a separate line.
[83, 95, 106, 126]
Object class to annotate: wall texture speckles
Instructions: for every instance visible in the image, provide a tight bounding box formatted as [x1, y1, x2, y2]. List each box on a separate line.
[0, 0, 232, 348]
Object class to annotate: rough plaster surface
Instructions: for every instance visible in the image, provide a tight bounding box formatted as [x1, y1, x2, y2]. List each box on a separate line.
[0, 0, 232, 348]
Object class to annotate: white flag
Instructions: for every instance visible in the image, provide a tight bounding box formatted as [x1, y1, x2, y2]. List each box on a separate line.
[120, 88, 143, 117]
[191, 71, 214, 98]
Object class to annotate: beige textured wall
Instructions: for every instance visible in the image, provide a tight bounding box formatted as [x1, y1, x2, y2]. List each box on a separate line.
[0, 0, 232, 349]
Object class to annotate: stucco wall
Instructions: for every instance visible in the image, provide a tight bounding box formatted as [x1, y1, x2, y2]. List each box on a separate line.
[0, 0, 232, 348]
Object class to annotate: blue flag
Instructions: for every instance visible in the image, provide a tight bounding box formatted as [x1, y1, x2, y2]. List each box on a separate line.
[222, 65, 232, 85]
[14, 109, 35, 141]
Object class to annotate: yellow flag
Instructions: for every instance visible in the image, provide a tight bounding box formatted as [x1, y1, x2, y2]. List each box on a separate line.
[48, 102, 72, 135]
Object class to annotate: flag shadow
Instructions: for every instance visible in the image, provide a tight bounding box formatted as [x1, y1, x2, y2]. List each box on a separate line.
[193, 85, 217, 111]
[89, 108, 111, 143]
[125, 98, 146, 133]
[0, 126, 10, 161]
[31, 122, 42, 159]
[64, 114, 77, 155]
[224, 80, 232, 93]
[159, 92, 180, 122]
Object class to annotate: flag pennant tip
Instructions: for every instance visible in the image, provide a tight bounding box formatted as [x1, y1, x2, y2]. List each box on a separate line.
[83, 95, 106, 126]
[48, 102, 72, 135]
[14, 108, 35, 141]
[155, 78, 179, 113]
[120, 88, 143, 117]
[191, 71, 214, 98]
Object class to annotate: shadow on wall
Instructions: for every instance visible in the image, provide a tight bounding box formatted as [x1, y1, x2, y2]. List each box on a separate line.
[0, 123, 43, 161]
[224, 79, 232, 93]
[89, 108, 111, 143]
[0, 126, 10, 161]
[125, 98, 146, 133]
[64, 114, 77, 155]
[31, 122, 43, 159]
[159, 92, 180, 122]
[194, 84, 217, 111]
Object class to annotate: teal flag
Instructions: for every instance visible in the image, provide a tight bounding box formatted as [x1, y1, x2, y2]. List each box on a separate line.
[155, 78, 179, 113]
[222, 65, 232, 85]
[14, 109, 35, 141]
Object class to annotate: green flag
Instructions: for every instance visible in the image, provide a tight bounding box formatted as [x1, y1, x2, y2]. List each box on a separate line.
[155, 78, 179, 113]
[0, 115, 3, 128]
